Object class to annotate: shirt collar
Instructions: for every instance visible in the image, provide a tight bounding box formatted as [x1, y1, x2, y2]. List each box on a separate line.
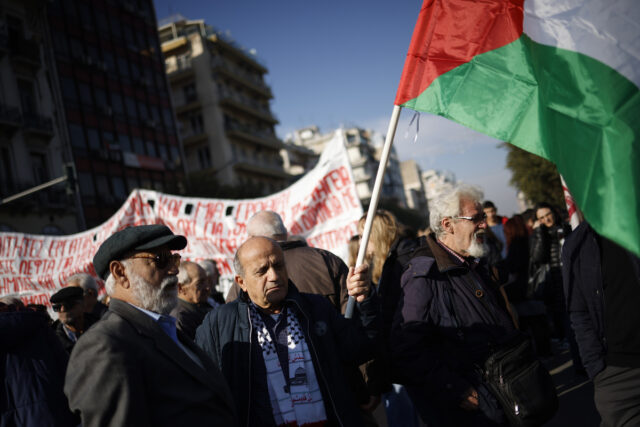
[436, 238, 479, 269]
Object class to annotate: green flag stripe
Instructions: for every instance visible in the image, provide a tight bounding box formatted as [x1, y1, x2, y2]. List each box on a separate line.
[403, 33, 640, 256]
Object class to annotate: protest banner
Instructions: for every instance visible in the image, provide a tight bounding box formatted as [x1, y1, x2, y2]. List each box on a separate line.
[0, 131, 363, 307]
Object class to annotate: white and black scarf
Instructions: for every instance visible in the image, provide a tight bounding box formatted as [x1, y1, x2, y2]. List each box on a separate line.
[249, 303, 327, 427]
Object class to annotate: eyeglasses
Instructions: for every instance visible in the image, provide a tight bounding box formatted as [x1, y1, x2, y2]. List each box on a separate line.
[128, 252, 181, 270]
[451, 213, 487, 224]
[52, 300, 81, 312]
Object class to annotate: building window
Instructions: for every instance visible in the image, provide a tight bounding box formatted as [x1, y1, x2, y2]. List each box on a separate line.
[117, 56, 130, 79]
[189, 114, 204, 134]
[61, 77, 77, 102]
[118, 133, 132, 152]
[112, 176, 127, 200]
[17, 80, 37, 114]
[183, 83, 196, 103]
[125, 97, 137, 118]
[78, 173, 95, 203]
[0, 146, 14, 195]
[69, 124, 85, 149]
[42, 224, 64, 235]
[31, 152, 49, 184]
[87, 128, 101, 150]
[158, 144, 168, 160]
[197, 146, 211, 169]
[78, 83, 93, 107]
[132, 137, 144, 155]
[111, 92, 124, 115]
[145, 140, 157, 157]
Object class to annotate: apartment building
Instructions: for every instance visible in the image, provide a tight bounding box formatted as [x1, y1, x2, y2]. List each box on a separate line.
[159, 16, 291, 195]
[46, 0, 185, 228]
[287, 126, 406, 207]
[0, 0, 79, 234]
[400, 160, 428, 214]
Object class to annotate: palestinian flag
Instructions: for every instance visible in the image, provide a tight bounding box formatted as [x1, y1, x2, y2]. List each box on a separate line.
[396, 0, 640, 256]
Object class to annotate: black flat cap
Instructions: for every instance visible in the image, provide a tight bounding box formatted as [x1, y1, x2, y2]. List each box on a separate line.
[93, 225, 187, 280]
[51, 286, 84, 303]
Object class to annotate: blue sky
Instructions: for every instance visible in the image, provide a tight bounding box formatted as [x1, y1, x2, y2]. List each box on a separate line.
[154, 0, 522, 216]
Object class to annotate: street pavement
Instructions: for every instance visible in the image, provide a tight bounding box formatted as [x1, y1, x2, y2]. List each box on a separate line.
[544, 344, 600, 426]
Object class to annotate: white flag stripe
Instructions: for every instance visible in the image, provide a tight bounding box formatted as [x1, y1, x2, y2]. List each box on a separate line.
[524, 0, 640, 88]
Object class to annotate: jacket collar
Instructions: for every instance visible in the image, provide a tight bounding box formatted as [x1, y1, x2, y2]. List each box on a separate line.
[425, 233, 470, 274]
[108, 298, 221, 391]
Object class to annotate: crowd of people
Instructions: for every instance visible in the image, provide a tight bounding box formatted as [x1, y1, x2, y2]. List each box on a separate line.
[1, 183, 639, 426]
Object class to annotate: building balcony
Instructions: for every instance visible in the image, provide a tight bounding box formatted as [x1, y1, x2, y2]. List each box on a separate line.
[225, 122, 282, 150]
[212, 59, 273, 99]
[182, 130, 208, 147]
[174, 99, 202, 115]
[0, 104, 22, 131]
[166, 56, 195, 83]
[207, 34, 267, 74]
[218, 94, 278, 124]
[22, 112, 54, 138]
[9, 35, 41, 68]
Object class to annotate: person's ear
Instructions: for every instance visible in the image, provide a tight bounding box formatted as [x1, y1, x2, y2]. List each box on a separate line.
[235, 275, 246, 292]
[441, 217, 454, 234]
[111, 260, 130, 289]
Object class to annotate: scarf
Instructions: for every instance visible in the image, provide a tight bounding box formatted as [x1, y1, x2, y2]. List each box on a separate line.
[249, 304, 327, 427]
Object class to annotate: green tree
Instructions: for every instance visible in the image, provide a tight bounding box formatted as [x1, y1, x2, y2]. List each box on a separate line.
[503, 143, 564, 208]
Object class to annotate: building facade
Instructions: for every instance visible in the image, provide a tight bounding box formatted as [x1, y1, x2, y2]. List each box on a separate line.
[400, 160, 428, 214]
[159, 16, 291, 196]
[0, 0, 78, 234]
[422, 169, 457, 209]
[45, 0, 185, 229]
[287, 126, 406, 207]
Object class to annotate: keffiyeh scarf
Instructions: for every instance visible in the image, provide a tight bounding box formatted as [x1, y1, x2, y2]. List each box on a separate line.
[249, 304, 327, 427]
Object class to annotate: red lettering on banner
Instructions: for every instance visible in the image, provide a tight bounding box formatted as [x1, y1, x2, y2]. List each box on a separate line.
[47, 240, 67, 257]
[158, 196, 183, 218]
[0, 260, 16, 275]
[201, 202, 225, 222]
[176, 219, 196, 236]
[19, 259, 56, 276]
[341, 188, 359, 208]
[204, 222, 224, 236]
[22, 293, 51, 307]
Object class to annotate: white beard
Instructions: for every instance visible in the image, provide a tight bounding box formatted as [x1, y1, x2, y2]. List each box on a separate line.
[467, 232, 488, 258]
[130, 272, 178, 315]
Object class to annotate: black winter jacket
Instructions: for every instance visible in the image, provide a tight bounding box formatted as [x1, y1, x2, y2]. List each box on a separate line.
[1, 308, 77, 426]
[195, 283, 380, 427]
[561, 222, 640, 379]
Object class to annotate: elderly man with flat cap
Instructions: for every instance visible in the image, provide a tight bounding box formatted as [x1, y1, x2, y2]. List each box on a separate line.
[64, 225, 236, 427]
[50, 286, 95, 354]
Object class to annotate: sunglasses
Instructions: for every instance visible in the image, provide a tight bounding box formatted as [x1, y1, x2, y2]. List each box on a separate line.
[52, 299, 81, 312]
[452, 213, 487, 224]
[129, 252, 181, 270]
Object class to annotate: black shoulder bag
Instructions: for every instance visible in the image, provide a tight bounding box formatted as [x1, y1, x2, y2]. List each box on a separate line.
[445, 273, 558, 427]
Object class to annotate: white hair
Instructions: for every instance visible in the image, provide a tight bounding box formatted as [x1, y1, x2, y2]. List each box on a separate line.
[103, 259, 131, 296]
[66, 273, 98, 292]
[177, 263, 191, 285]
[429, 184, 484, 238]
[246, 211, 287, 239]
[197, 259, 217, 277]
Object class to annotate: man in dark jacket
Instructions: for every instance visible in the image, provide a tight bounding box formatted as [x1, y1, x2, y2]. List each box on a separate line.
[196, 236, 377, 427]
[562, 221, 640, 425]
[391, 185, 517, 426]
[225, 210, 350, 312]
[1, 301, 78, 427]
[50, 286, 95, 354]
[64, 225, 236, 427]
[171, 261, 215, 340]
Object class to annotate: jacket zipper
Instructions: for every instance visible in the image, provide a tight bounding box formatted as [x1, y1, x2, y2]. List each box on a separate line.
[246, 305, 253, 427]
[289, 299, 344, 427]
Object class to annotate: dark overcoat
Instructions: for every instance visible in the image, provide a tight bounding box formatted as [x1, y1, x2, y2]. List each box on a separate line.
[64, 298, 236, 427]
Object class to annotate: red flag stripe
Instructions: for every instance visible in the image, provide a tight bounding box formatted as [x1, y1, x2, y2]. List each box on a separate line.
[395, 0, 524, 106]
